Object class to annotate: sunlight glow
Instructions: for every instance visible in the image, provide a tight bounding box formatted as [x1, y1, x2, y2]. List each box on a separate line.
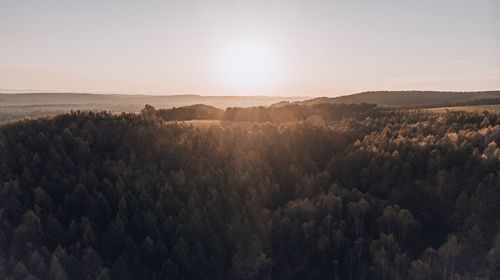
[218, 41, 277, 91]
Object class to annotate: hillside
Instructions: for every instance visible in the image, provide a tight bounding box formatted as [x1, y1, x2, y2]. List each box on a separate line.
[303, 90, 500, 107]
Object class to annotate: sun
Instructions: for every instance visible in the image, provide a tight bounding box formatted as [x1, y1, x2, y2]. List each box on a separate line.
[218, 41, 277, 91]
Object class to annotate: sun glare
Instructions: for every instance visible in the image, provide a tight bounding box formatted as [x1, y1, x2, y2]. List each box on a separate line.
[218, 41, 277, 91]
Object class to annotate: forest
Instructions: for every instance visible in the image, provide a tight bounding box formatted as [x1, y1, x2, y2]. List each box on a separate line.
[1, 103, 500, 279]
[147, 103, 378, 122]
[304, 91, 500, 107]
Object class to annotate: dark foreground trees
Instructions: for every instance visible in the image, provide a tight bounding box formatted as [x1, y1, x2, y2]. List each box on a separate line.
[1, 107, 500, 279]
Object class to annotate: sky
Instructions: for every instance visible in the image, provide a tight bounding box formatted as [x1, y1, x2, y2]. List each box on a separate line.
[1, 0, 499, 96]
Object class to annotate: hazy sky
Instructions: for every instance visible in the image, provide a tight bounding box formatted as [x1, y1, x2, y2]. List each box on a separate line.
[1, 0, 499, 96]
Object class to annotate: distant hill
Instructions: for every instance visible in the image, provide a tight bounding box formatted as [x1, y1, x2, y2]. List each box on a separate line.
[302, 91, 500, 107]
[0, 92, 303, 108]
[0, 93, 304, 123]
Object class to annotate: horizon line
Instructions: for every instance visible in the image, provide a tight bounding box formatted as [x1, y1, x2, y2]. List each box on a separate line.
[1, 89, 500, 98]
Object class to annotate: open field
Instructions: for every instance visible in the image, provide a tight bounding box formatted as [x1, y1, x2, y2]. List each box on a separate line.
[165, 119, 224, 129]
[175, 119, 260, 129]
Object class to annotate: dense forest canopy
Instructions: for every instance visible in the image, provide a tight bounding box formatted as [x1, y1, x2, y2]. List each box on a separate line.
[1, 103, 500, 279]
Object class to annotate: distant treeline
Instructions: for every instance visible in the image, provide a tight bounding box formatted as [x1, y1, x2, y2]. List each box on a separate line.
[303, 90, 500, 107]
[152, 104, 224, 121]
[143, 103, 379, 122]
[223, 103, 378, 122]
